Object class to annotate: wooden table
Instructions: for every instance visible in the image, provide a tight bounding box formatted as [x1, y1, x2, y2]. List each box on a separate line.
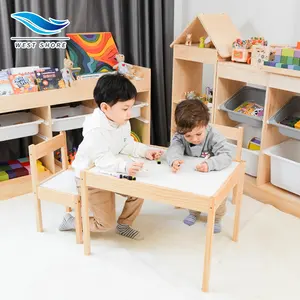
[80, 155, 246, 292]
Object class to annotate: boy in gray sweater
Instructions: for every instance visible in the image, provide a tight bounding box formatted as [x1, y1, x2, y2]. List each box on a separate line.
[166, 99, 232, 233]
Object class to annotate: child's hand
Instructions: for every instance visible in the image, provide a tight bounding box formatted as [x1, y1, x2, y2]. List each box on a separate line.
[127, 162, 144, 176]
[145, 149, 164, 160]
[171, 160, 184, 173]
[196, 162, 209, 173]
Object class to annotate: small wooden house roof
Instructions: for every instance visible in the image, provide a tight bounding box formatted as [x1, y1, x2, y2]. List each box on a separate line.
[171, 13, 241, 58]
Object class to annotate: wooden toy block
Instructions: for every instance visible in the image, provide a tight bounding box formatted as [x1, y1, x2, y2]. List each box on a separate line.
[297, 42, 300, 49]
[287, 57, 294, 65]
[281, 64, 288, 69]
[294, 50, 300, 58]
[282, 48, 294, 57]
[293, 57, 300, 65]
[293, 65, 300, 70]
[275, 63, 283, 68]
[288, 65, 294, 69]
[275, 48, 282, 55]
[274, 55, 281, 63]
[295, 120, 300, 129]
[269, 61, 276, 67]
[280, 56, 288, 64]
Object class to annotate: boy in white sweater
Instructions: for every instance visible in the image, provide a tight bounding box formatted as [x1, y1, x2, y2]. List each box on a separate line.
[59, 74, 163, 240]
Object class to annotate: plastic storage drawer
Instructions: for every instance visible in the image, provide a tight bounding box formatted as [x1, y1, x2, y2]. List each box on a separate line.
[227, 142, 259, 177]
[268, 96, 300, 140]
[219, 86, 266, 127]
[0, 112, 43, 142]
[264, 139, 300, 196]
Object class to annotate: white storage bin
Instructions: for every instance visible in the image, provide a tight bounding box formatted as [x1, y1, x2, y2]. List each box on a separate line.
[51, 105, 93, 132]
[0, 112, 43, 142]
[131, 101, 147, 119]
[227, 142, 259, 177]
[264, 139, 300, 196]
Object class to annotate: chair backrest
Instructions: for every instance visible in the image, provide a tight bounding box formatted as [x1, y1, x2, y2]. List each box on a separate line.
[29, 132, 68, 188]
[212, 124, 244, 162]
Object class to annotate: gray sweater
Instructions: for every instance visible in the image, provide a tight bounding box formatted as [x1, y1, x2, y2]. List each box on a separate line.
[166, 125, 232, 171]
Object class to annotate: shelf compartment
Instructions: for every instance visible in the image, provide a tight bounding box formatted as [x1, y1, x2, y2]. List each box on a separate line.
[264, 139, 300, 196]
[227, 142, 259, 177]
[219, 86, 266, 127]
[0, 112, 43, 141]
[174, 44, 217, 64]
[51, 105, 93, 132]
[268, 96, 300, 140]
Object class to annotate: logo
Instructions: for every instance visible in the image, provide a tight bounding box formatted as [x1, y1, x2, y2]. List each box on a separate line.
[10, 11, 70, 49]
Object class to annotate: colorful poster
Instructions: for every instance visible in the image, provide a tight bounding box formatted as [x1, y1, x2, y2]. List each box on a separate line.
[66, 32, 119, 74]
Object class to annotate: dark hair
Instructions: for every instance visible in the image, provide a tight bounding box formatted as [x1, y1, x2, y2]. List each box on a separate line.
[93, 73, 137, 107]
[175, 99, 210, 134]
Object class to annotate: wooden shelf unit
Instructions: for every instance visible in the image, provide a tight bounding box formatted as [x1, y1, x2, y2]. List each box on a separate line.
[214, 61, 300, 218]
[170, 13, 241, 135]
[0, 66, 151, 201]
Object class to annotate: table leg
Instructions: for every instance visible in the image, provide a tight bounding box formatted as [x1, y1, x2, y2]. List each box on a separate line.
[202, 203, 215, 292]
[232, 163, 245, 242]
[81, 172, 91, 255]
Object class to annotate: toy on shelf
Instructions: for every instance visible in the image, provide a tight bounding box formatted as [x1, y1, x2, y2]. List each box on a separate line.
[234, 101, 264, 117]
[232, 37, 268, 64]
[248, 137, 261, 150]
[183, 88, 213, 109]
[55, 147, 77, 165]
[264, 44, 300, 71]
[231, 38, 252, 63]
[61, 58, 75, 87]
[199, 37, 205, 48]
[185, 33, 192, 46]
[0, 157, 45, 182]
[280, 116, 300, 129]
[204, 36, 213, 48]
[113, 54, 143, 80]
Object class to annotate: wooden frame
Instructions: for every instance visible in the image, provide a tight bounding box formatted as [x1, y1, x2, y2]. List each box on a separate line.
[29, 132, 83, 244]
[213, 61, 300, 218]
[0, 67, 151, 201]
[80, 160, 245, 292]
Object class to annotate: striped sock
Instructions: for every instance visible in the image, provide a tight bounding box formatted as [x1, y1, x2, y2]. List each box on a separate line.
[116, 224, 144, 240]
[59, 213, 75, 231]
[183, 213, 198, 226]
[214, 221, 222, 234]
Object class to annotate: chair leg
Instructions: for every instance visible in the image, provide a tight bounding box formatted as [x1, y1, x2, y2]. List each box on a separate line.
[202, 204, 215, 293]
[34, 195, 43, 232]
[66, 206, 72, 212]
[81, 177, 91, 255]
[75, 199, 83, 244]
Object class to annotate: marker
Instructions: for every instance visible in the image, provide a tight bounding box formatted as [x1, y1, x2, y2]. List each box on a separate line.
[97, 170, 136, 181]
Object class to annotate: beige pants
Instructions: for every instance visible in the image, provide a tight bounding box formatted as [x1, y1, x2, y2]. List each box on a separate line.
[75, 178, 143, 232]
[190, 199, 227, 223]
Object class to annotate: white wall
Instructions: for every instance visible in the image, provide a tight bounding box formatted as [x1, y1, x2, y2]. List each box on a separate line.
[174, 0, 300, 90]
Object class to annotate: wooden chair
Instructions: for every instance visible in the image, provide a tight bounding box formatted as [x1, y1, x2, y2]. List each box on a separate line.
[212, 124, 244, 205]
[29, 132, 83, 244]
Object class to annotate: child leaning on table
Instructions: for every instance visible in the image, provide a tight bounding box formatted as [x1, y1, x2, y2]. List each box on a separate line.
[166, 99, 232, 233]
[59, 73, 163, 240]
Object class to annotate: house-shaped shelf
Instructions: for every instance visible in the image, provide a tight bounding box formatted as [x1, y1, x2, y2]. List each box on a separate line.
[171, 13, 240, 64]
[170, 13, 240, 132]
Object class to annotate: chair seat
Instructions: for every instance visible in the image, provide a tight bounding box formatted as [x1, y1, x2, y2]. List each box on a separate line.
[40, 169, 78, 195]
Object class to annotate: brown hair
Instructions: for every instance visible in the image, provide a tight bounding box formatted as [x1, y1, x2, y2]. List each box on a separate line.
[175, 99, 210, 134]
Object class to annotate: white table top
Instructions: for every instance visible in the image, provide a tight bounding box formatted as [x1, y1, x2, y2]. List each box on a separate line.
[90, 155, 239, 197]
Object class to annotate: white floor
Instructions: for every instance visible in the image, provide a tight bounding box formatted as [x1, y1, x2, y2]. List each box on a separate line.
[0, 194, 300, 300]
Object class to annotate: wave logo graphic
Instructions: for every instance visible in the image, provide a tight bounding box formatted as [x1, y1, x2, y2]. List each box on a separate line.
[11, 11, 70, 35]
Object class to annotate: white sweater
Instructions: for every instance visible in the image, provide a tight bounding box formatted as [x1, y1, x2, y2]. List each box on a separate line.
[72, 108, 148, 177]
